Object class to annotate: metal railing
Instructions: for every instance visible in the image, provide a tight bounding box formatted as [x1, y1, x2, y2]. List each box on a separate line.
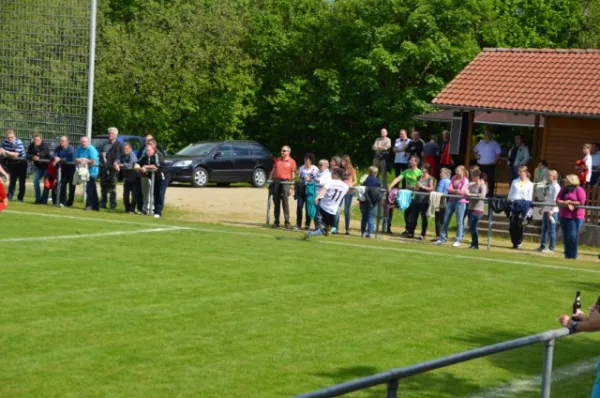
[265, 180, 600, 250]
[296, 328, 571, 398]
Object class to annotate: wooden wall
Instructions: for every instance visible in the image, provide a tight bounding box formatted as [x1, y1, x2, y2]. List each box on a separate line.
[543, 116, 600, 178]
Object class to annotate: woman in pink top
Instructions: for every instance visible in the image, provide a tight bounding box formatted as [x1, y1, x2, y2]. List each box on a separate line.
[557, 174, 587, 259]
[434, 165, 469, 247]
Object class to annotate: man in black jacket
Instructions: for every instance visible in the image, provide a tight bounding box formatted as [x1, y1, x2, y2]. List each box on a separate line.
[137, 144, 166, 218]
[100, 127, 122, 210]
[27, 133, 51, 204]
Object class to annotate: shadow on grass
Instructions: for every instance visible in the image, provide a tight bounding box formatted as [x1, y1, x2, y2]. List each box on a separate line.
[310, 365, 483, 398]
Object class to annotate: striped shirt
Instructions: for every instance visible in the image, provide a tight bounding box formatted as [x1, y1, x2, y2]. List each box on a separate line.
[1, 138, 26, 158]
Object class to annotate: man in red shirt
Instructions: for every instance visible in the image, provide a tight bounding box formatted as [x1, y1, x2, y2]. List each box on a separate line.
[269, 145, 297, 228]
[0, 178, 8, 212]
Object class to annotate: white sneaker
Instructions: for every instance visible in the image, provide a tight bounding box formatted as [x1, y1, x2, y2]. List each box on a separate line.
[452, 242, 461, 248]
[153, 214, 161, 219]
[433, 240, 444, 246]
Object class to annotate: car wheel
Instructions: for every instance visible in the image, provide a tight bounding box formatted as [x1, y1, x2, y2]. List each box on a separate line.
[191, 167, 209, 187]
[252, 168, 267, 188]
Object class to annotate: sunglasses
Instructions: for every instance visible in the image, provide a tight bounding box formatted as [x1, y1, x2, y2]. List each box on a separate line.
[281, 149, 289, 153]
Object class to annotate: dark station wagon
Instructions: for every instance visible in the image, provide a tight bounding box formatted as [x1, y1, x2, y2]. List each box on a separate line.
[165, 140, 274, 187]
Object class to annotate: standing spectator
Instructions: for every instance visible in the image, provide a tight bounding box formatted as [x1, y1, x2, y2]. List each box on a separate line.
[0, 129, 26, 202]
[334, 155, 357, 235]
[466, 170, 487, 250]
[434, 165, 469, 247]
[578, 143, 593, 186]
[53, 136, 76, 207]
[533, 160, 550, 201]
[439, 130, 454, 174]
[433, 168, 451, 241]
[591, 142, 600, 186]
[392, 129, 411, 177]
[0, 175, 7, 212]
[389, 155, 423, 237]
[406, 130, 424, 161]
[75, 136, 100, 211]
[538, 169, 561, 253]
[303, 168, 349, 239]
[423, 135, 440, 179]
[268, 145, 297, 229]
[507, 135, 530, 183]
[27, 133, 51, 204]
[372, 128, 391, 183]
[138, 135, 169, 212]
[473, 128, 501, 197]
[140, 133, 167, 157]
[359, 166, 381, 238]
[115, 143, 140, 214]
[507, 166, 534, 249]
[99, 127, 122, 210]
[137, 144, 166, 218]
[557, 174, 587, 260]
[411, 163, 435, 240]
[296, 153, 318, 229]
[315, 159, 331, 186]
[330, 156, 342, 170]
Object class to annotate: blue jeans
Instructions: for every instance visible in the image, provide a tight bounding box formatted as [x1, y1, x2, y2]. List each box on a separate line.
[34, 169, 49, 203]
[334, 193, 354, 233]
[559, 217, 584, 259]
[540, 211, 558, 251]
[468, 212, 483, 248]
[360, 203, 376, 236]
[86, 177, 99, 210]
[593, 360, 600, 398]
[439, 200, 466, 243]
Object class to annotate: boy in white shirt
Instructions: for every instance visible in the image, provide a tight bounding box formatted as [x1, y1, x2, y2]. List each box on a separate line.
[304, 168, 349, 239]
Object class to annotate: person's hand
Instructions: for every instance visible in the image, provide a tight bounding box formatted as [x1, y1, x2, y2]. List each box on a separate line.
[134, 164, 141, 170]
[32, 155, 39, 161]
[559, 315, 572, 328]
[589, 306, 600, 322]
[114, 164, 120, 172]
[314, 198, 319, 205]
[54, 157, 61, 164]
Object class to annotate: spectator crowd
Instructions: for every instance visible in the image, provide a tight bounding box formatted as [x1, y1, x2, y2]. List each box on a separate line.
[0, 128, 170, 218]
[269, 128, 598, 260]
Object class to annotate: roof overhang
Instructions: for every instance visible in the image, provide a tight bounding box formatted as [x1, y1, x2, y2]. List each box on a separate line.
[414, 109, 545, 128]
[431, 104, 600, 120]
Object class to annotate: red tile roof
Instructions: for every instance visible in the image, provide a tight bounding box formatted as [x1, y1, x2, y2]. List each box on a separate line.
[432, 48, 600, 117]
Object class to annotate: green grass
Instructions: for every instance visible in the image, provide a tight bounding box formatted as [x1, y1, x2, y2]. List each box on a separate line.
[1, 204, 600, 397]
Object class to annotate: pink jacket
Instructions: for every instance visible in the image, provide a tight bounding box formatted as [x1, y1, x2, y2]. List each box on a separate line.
[448, 176, 469, 204]
[557, 186, 586, 220]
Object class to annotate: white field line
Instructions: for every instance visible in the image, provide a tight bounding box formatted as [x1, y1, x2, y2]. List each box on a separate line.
[4, 209, 600, 274]
[0, 227, 181, 243]
[465, 357, 598, 398]
[319, 241, 600, 275]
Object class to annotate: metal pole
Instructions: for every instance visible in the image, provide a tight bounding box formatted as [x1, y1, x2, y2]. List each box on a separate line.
[375, 198, 382, 240]
[487, 200, 493, 251]
[266, 191, 272, 226]
[55, 164, 62, 207]
[540, 338, 555, 398]
[85, 0, 98, 140]
[386, 380, 399, 398]
[148, 172, 155, 216]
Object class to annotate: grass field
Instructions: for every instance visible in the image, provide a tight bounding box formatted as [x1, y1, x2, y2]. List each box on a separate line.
[2, 203, 600, 398]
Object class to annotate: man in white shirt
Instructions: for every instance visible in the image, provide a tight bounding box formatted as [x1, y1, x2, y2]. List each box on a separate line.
[473, 128, 502, 197]
[303, 168, 349, 239]
[392, 129, 411, 178]
[591, 142, 600, 186]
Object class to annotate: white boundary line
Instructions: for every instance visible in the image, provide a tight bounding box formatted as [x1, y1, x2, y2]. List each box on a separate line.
[4, 209, 600, 274]
[465, 357, 598, 397]
[0, 227, 181, 243]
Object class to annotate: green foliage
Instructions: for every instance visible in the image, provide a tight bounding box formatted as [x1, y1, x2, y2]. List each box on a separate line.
[90, 0, 600, 159]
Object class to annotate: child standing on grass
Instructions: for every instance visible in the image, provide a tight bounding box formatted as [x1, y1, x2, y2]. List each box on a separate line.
[304, 168, 349, 239]
[359, 166, 381, 238]
[466, 170, 487, 249]
[433, 168, 451, 241]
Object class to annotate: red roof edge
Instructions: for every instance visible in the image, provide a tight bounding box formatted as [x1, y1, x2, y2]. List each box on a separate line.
[482, 47, 600, 54]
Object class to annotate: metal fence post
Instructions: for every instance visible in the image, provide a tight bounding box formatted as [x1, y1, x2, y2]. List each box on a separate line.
[540, 338, 555, 398]
[386, 379, 399, 398]
[266, 189, 272, 226]
[486, 200, 493, 251]
[375, 198, 382, 240]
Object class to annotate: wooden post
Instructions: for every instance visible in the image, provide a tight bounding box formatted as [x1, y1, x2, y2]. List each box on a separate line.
[540, 116, 549, 161]
[532, 114, 541, 163]
[464, 110, 475, 166]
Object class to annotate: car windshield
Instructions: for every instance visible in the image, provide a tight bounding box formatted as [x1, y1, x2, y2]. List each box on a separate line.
[91, 138, 107, 150]
[176, 143, 218, 156]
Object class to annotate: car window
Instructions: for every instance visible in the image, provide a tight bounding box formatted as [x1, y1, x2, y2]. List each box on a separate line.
[218, 144, 233, 156]
[176, 143, 218, 156]
[125, 138, 142, 151]
[250, 143, 271, 156]
[232, 143, 250, 156]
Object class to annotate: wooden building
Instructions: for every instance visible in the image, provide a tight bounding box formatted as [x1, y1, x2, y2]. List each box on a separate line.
[430, 48, 600, 180]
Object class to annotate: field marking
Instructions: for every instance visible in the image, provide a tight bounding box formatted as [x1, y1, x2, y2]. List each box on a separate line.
[319, 241, 600, 275]
[5, 209, 600, 274]
[0, 227, 181, 243]
[465, 357, 598, 397]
